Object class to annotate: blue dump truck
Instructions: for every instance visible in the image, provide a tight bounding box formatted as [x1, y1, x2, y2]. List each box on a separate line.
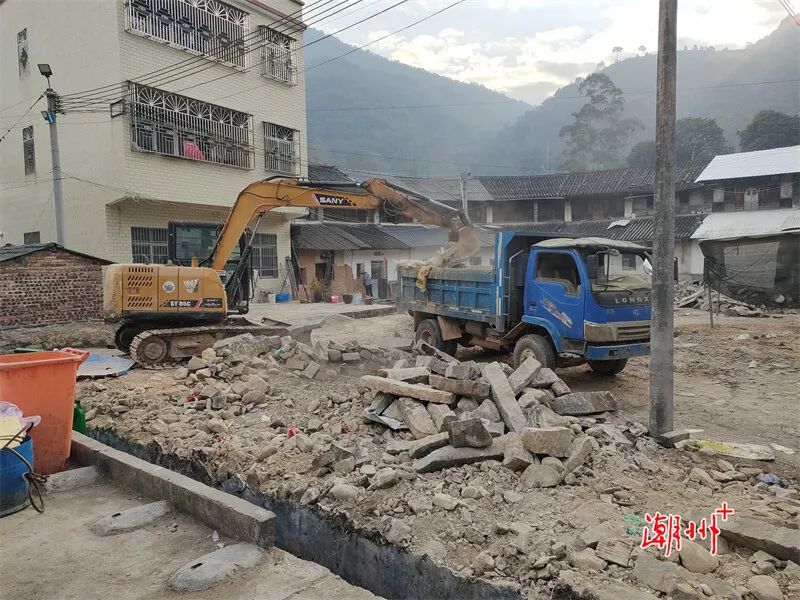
[397, 232, 653, 375]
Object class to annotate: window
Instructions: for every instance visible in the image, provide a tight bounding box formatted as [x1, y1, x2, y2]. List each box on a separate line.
[125, 0, 248, 69]
[260, 26, 296, 84]
[537, 199, 565, 222]
[17, 28, 29, 76]
[131, 226, 168, 264]
[128, 83, 253, 169]
[264, 122, 300, 175]
[356, 263, 365, 276]
[536, 252, 580, 295]
[251, 232, 278, 278]
[23, 231, 40, 244]
[22, 126, 35, 175]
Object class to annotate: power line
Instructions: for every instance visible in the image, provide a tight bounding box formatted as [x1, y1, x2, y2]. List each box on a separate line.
[776, 0, 800, 28]
[0, 94, 43, 144]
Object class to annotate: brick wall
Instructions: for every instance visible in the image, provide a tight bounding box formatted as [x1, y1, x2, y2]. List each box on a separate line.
[0, 249, 106, 328]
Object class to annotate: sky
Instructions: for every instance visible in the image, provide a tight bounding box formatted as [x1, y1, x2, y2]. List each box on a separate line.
[315, 0, 791, 104]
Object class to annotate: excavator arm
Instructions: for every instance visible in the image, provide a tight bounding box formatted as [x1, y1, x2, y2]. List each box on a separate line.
[210, 177, 463, 271]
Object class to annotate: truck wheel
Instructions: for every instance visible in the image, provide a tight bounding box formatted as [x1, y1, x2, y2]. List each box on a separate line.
[416, 319, 457, 356]
[587, 359, 628, 375]
[513, 334, 555, 370]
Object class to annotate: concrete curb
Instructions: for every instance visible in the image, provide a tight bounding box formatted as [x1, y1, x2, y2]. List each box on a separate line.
[71, 432, 275, 547]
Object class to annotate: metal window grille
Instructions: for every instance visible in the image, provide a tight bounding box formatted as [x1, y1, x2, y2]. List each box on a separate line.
[251, 232, 278, 277]
[17, 28, 29, 76]
[131, 226, 169, 264]
[260, 26, 297, 84]
[124, 0, 248, 69]
[22, 126, 35, 175]
[128, 83, 253, 169]
[23, 231, 40, 244]
[264, 122, 299, 175]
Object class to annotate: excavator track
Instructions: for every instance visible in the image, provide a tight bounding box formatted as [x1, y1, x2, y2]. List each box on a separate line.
[129, 322, 286, 370]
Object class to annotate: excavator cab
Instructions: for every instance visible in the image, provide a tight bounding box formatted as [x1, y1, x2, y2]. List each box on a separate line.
[168, 221, 253, 314]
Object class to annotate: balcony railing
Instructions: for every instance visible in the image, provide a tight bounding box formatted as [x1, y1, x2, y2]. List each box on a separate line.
[260, 26, 297, 85]
[125, 0, 249, 69]
[264, 123, 300, 175]
[128, 83, 253, 169]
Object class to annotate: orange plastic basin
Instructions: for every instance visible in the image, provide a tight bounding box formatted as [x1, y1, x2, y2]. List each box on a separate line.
[0, 348, 88, 475]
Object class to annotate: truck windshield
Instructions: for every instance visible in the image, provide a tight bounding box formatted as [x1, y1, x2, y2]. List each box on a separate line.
[593, 251, 652, 293]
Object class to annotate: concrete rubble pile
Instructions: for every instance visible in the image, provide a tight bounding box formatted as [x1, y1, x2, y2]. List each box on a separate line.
[674, 280, 787, 316]
[359, 341, 624, 488]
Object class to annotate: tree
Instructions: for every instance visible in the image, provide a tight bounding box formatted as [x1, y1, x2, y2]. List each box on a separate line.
[612, 46, 623, 62]
[595, 61, 606, 71]
[738, 110, 800, 151]
[626, 117, 731, 167]
[637, 45, 647, 56]
[675, 117, 732, 162]
[559, 73, 643, 171]
[627, 140, 656, 168]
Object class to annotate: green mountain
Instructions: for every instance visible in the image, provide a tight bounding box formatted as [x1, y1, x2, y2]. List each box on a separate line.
[492, 17, 800, 173]
[305, 18, 799, 177]
[303, 29, 531, 177]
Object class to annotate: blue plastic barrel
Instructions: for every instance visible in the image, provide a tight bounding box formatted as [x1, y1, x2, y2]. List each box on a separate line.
[275, 292, 291, 303]
[0, 435, 32, 517]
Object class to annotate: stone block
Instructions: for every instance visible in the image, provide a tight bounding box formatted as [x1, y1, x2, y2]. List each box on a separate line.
[507, 356, 542, 394]
[550, 391, 618, 415]
[444, 363, 473, 380]
[483, 362, 527, 432]
[415, 355, 450, 375]
[562, 434, 593, 474]
[428, 374, 490, 399]
[327, 349, 342, 363]
[520, 464, 561, 488]
[720, 516, 800, 562]
[447, 417, 492, 448]
[408, 432, 450, 458]
[427, 403, 457, 432]
[360, 375, 456, 404]
[528, 367, 559, 388]
[502, 432, 536, 471]
[378, 367, 431, 384]
[521, 426, 573, 457]
[341, 352, 361, 362]
[414, 437, 507, 472]
[301, 361, 321, 379]
[285, 357, 306, 371]
[550, 379, 571, 396]
[398, 397, 439, 439]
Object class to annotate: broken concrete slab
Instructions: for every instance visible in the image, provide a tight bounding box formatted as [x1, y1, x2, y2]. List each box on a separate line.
[679, 539, 719, 574]
[89, 500, 171, 536]
[341, 352, 361, 362]
[444, 363, 473, 380]
[414, 340, 459, 363]
[502, 432, 537, 471]
[427, 403, 457, 432]
[378, 367, 431, 384]
[526, 404, 570, 428]
[688, 439, 775, 461]
[568, 548, 608, 571]
[521, 426, 573, 457]
[550, 391, 618, 416]
[578, 521, 629, 549]
[720, 516, 800, 562]
[382, 398, 405, 421]
[633, 552, 741, 599]
[483, 362, 528, 433]
[428, 374, 490, 399]
[360, 375, 456, 405]
[168, 543, 262, 592]
[397, 398, 439, 439]
[301, 361, 321, 379]
[447, 417, 492, 448]
[746, 575, 783, 600]
[507, 357, 542, 394]
[408, 432, 450, 459]
[550, 379, 571, 396]
[414, 437, 507, 473]
[595, 538, 632, 567]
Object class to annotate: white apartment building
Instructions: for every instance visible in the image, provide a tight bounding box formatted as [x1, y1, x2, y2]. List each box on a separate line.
[0, 0, 309, 292]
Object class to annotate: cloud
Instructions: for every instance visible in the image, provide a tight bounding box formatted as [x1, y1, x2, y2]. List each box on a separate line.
[358, 0, 785, 103]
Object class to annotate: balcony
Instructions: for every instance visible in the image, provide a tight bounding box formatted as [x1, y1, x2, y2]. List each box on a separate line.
[260, 26, 297, 85]
[128, 83, 254, 169]
[125, 0, 249, 69]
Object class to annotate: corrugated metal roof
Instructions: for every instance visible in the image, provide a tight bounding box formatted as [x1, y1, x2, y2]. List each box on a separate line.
[292, 223, 411, 250]
[695, 146, 800, 182]
[342, 224, 410, 249]
[379, 225, 450, 248]
[478, 162, 708, 201]
[381, 177, 494, 204]
[307, 164, 356, 183]
[691, 209, 800, 240]
[492, 214, 705, 241]
[0, 243, 112, 264]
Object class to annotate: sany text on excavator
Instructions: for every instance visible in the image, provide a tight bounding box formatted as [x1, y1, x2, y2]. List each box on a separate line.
[103, 177, 466, 367]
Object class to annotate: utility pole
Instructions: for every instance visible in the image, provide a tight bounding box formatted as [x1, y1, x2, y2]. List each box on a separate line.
[39, 64, 64, 245]
[650, 0, 677, 437]
[459, 170, 471, 220]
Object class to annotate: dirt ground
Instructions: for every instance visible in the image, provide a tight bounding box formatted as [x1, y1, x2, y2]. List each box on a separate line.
[66, 308, 799, 599]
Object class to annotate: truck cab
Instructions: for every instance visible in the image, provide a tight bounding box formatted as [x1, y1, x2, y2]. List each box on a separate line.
[397, 232, 652, 375]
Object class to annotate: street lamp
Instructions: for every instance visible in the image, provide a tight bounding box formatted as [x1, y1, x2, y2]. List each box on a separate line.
[38, 63, 53, 88]
[38, 62, 64, 245]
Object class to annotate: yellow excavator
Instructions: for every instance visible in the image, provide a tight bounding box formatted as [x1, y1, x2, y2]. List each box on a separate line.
[103, 177, 465, 367]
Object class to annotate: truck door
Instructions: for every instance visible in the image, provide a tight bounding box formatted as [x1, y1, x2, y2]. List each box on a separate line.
[527, 250, 585, 342]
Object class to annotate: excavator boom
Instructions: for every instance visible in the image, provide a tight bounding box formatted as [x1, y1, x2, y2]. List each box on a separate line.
[210, 178, 462, 271]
